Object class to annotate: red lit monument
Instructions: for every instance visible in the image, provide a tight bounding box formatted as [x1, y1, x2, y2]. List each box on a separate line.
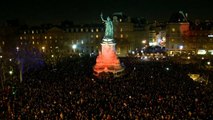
[93, 13, 124, 77]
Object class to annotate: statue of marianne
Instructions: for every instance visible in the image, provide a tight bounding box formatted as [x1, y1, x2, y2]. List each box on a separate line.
[100, 13, 113, 39]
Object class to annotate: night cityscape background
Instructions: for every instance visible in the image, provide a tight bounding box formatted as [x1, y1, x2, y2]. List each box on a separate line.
[0, 0, 213, 119]
[0, 0, 213, 24]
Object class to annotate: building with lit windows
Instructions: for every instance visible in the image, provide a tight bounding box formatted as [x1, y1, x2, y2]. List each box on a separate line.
[0, 20, 20, 57]
[166, 11, 190, 54]
[16, 13, 150, 57]
[166, 11, 213, 55]
[1, 11, 213, 58]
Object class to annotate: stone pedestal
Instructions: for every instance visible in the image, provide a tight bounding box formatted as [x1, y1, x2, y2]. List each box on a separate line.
[93, 39, 124, 77]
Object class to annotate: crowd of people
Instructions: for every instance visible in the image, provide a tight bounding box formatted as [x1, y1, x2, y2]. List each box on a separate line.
[1, 56, 213, 119]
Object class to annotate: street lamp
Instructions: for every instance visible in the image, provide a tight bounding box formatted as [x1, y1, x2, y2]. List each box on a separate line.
[187, 56, 190, 59]
[16, 46, 19, 52]
[207, 61, 211, 65]
[72, 44, 77, 53]
[42, 46, 45, 52]
[9, 70, 13, 75]
[142, 40, 146, 44]
[179, 45, 183, 50]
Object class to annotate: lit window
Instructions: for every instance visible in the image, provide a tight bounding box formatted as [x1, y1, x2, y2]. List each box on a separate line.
[96, 35, 99, 38]
[81, 28, 83, 32]
[172, 28, 175, 32]
[24, 31, 26, 34]
[119, 19, 122, 22]
[45, 36, 47, 39]
[32, 41, 35, 44]
[91, 29, 94, 32]
[20, 36, 23, 40]
[32, 30, 34, 34]
[171, 39, 174, 42]
[49, 36, 52, 39]
[2, 41, 5, 45]
[21, 42, 23, 45]
[120, 34, 123, 38]
[120, 28, 123, 32]
[32, 36, 34, 39]
[96, 28, 99, 32]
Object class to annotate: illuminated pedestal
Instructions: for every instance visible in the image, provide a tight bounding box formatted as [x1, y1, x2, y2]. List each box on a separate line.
[93, 38, 124, 77]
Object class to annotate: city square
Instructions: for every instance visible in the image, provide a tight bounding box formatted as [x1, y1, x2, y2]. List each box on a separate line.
[0, 0, 213, 119]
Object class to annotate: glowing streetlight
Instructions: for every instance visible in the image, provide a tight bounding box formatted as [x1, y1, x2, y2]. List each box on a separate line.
[9, 70, 13, 75]
[16, 46, 19, 51]
[72, 44, 77, 52]
[207, 61, 211, 65]
[42, 46, 45, 52]
[142, 40, 146, 44]
[179, 45, 183, 50]
[187, 56, 190, 59]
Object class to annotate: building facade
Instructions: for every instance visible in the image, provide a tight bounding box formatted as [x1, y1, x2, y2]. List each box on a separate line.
[1, 11, 213, 58]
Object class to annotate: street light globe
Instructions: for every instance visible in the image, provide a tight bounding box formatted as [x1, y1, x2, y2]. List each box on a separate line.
[16, 46, 19, 51]
[72, 44, 77, 49]
[142, 40, 146, 44]
[179, 45, 183, 50]
[9, 70, 13, 75]
[42, 46, 45, 50]
[207, 61, 211, 65]
[187, 56, 190, 59]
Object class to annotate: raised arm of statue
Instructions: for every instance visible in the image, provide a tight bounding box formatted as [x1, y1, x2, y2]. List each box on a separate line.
[100, 13, 106, 22]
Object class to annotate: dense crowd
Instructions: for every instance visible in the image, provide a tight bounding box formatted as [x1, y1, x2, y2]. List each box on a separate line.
[1, 57, 213, 119]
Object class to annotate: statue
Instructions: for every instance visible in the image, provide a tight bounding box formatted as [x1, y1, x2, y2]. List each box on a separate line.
[100, 13, 113, 39]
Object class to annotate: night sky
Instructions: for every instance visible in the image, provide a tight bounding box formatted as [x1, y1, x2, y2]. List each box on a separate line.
[0, 0, 212, 25]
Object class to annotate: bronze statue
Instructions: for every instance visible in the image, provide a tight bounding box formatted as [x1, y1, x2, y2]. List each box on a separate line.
[100, 13, 113, 39]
